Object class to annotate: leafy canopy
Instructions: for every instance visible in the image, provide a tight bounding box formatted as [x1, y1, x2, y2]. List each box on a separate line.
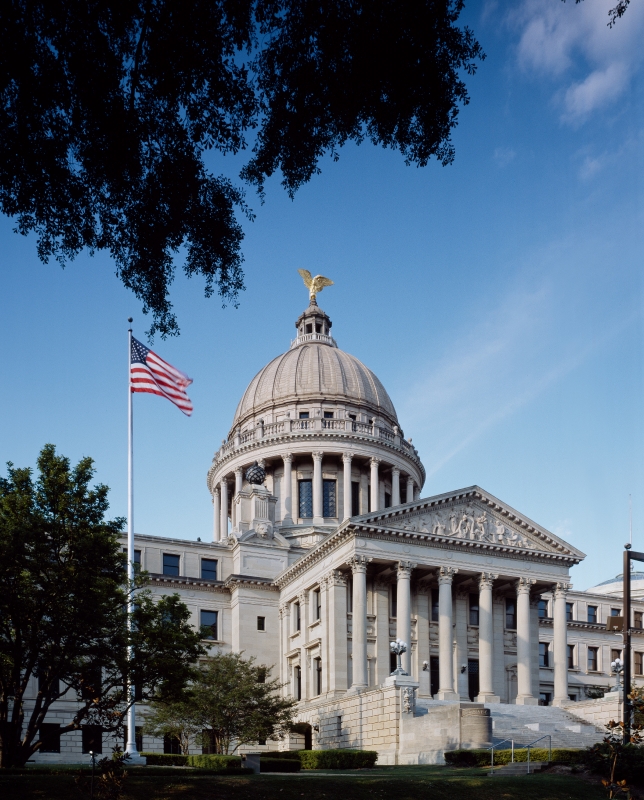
[0, 1, 484, 336]
[0, 444, 205, 768]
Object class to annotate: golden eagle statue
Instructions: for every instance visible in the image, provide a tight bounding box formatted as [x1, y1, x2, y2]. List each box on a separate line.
[297, 269, 334, 303]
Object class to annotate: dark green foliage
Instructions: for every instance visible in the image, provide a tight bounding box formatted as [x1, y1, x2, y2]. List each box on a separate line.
[259, 757, 301, 772]
[297, 749, 378, 770]
[0, 445, 204, 768]
[444, 747, 584, 767]
[584, 741, 644, 785]
[186, 754, 243, 770]
[75, 749, 130, 800]
[139, 753, 188, 766]
[0, 1, 483, 337]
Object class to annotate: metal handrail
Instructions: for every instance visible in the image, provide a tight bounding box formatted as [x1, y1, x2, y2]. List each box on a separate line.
[485, 738, 515, 768]
[525, 734, 552, 772]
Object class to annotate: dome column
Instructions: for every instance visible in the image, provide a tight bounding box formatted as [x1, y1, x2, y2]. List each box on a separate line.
[391, 467, 401, 507]
[233, 468, 243, 531]
[370, 458, 381, 512]
[220, 478, 229, 538]
[406, 476, 414, 504]
[313, 452, 324, 524]
[212, 487, 221, 542]
[282, 454, 293, 525]
[342, 453, 353, 521]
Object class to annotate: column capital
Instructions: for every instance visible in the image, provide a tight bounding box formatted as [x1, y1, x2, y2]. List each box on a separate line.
[407, 475, 414, 484]
[479, 572, 498, 590]
[348, 555, 372, 574]
[282, 452, 293, 465]
[234, 466, 243, 476]
[297, 590, 309, 605]
[213, 485, 220, 498]
[554, 581, 572, 599]
[342, 451, 354, 464]
[391, 465, 400, 476]
[325, 569, 348, 587]
[370, 457, 381, 467]
[312, 450, 324, 462]
[397, 561, 417, 579]
[257, 458, 266, 469]
[438, 566, 458, 585]
[279, 603, 290, 618]
[516, 576, 536, 594]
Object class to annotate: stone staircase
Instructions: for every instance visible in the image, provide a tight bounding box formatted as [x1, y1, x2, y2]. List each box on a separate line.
[487, 703, 605, 750]
[488, 761, 548, 776]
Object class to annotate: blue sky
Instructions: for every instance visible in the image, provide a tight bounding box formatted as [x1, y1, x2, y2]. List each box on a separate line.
[1, 0, 642, 591]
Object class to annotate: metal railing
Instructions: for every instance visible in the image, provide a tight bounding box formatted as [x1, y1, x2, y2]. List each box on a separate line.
[487, 734, 551, 772]
[526, 734, 551, 771]
[486, 738, 515, 768]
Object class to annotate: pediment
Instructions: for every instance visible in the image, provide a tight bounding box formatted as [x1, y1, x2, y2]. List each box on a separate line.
[352, 486, 585, 562]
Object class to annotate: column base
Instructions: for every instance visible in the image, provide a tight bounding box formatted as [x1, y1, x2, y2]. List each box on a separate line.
[313, 516, 324, 525]
[515, 695, 539, 705]
[476, 693, 500, 704]
[552, 697, 570, 707]
[125, 753, 147, 765]
[436, 690, 460, 701]
[346, 684, 368, 695]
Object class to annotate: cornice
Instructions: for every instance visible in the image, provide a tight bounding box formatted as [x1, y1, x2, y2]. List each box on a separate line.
[224, 574, 280, 592]
[146, 574, 229, 594]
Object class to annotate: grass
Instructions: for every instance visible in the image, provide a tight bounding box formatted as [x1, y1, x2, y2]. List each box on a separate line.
[0, 765, 609, 800]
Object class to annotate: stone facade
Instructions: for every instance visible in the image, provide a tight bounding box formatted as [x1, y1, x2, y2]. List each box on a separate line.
[26, 297, 643, 763]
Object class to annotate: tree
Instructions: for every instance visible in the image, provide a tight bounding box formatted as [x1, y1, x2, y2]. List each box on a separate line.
[141, 699, 201, 755]
[180, 652, 296, 754]
[0, 444, 205, 768]
[0, 1, 484, 336]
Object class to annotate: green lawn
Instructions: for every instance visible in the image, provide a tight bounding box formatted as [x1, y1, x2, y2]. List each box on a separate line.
[0, 765, 609, 800]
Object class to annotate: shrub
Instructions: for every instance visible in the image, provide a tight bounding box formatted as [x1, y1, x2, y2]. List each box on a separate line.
[260, 758, 301, 772]
[140, 753, 188, 766]
[584, 742, 644, 785]
[186, 754, 243, 771]
[297, 749, 378, 770]
[444, 748, 584, 768]
[259, 751, 301, 760]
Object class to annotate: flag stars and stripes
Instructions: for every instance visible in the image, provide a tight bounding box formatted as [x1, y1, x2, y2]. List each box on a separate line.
[130, 336, 193, 416]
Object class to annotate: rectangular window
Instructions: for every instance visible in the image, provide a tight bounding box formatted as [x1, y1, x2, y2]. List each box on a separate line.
[299, 411, 309, 419]
[336, 715, 342, 737]
[294, 602, 301, 631]
[566, 602, 574, 622]
[80, 665, 102, 700]
[469, 594, 479, 626]
[162, 553, 180, 577]
[539, 642, 550, 667]
[295, 666, 302, 700]
[323, 411, 334, 418]
[257, 616, 265, 631]
[201, 559, 218, 581]
[538, 599, 549, 619]
[539, 692, 552, 706]
[164, 734, 181, 755]
[567, 644, 575, 669]
[347, 578, 353, 612]
[351, 481, 360, 516]
[611, 648, 622, 662]
[298, 480, 313, 518]
[257, 667, 266, 684]
[587, 646, 599, 671]
[200, 610, 218, 640]
[39, 723, 61, 753]
[323, 479, 337, 517]
[122, 548, 142, 572]
[390, 587, 397, 618]
[636, 653, 644, 676]
[611, 608, 622, 617]
[430, 656, 440, 697]
[587, 605, 598, 624]
[348, 413, 357, 421]
[315, 658, 322, 695]
[431, 590, 439, 623]
[82, 725, 103, 754]
[313, 589, 321, 621]
[384, 492, 391, 508]
[505, 598, 517, 630]
[636, 611, 643, 629]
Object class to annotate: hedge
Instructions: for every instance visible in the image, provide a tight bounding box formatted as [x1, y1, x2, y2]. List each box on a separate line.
[259, 751, 301, 760]
[298, 750, 378, 770]
[444, 748, 584, 768]
[260, 758, 301, 772]
[186, 754, 243, 771]
[140, 753, 188, 766]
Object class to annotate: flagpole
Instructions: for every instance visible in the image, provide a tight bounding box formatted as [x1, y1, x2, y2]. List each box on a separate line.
[125, 318, 139, 759]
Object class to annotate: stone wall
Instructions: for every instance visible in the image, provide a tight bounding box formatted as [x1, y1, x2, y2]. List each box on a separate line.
[563, 692, 621, 730]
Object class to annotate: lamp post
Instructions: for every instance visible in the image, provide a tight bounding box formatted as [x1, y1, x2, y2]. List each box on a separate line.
[611, 657, 624, 693]
[622, 545, 644, 743]
[390, 639, 408, 676]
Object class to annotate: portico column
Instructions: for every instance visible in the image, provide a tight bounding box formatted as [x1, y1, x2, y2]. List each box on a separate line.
[212, 488, 221, 542]
[553, 582, 571, 706]
[516, 577, 538, 705]
[437, 566, 459, 700]
[406, 476, 414, 504]
[342, 453, 353, 521]
[348, 555, 371, 691]
[391, 467, 401, 507]
[396, 561, 416, 675]
[282, 454, 293, 524]
[370, 458, 380, 512]
[313, 451, 324, 524]
[219, 478, 229, 538]
[233, 467, 243, 530]
[477, 572, 500, 703]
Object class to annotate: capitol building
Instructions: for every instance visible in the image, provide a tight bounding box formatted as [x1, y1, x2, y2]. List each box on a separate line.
[33, 289, 644, 763]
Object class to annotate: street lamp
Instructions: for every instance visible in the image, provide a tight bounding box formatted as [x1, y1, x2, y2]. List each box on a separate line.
[390, 639, 408, 676]
[621, 544, 644, 742]
[611, 657, 624, 692]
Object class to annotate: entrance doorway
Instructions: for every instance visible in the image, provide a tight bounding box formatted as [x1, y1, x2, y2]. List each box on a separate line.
[430, 656, 439, 697]
[467, 659, 479, 701]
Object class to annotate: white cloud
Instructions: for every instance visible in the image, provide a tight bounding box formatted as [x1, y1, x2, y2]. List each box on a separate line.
[494, 146, 516, 166]
[509, 0, 644, 125]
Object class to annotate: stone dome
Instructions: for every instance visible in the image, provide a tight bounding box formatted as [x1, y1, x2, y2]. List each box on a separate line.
[231, 302, 399, 432]
[589, 571, 644, 598]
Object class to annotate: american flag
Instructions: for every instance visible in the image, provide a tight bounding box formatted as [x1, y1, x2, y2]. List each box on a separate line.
[130, 337, 193, 416]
